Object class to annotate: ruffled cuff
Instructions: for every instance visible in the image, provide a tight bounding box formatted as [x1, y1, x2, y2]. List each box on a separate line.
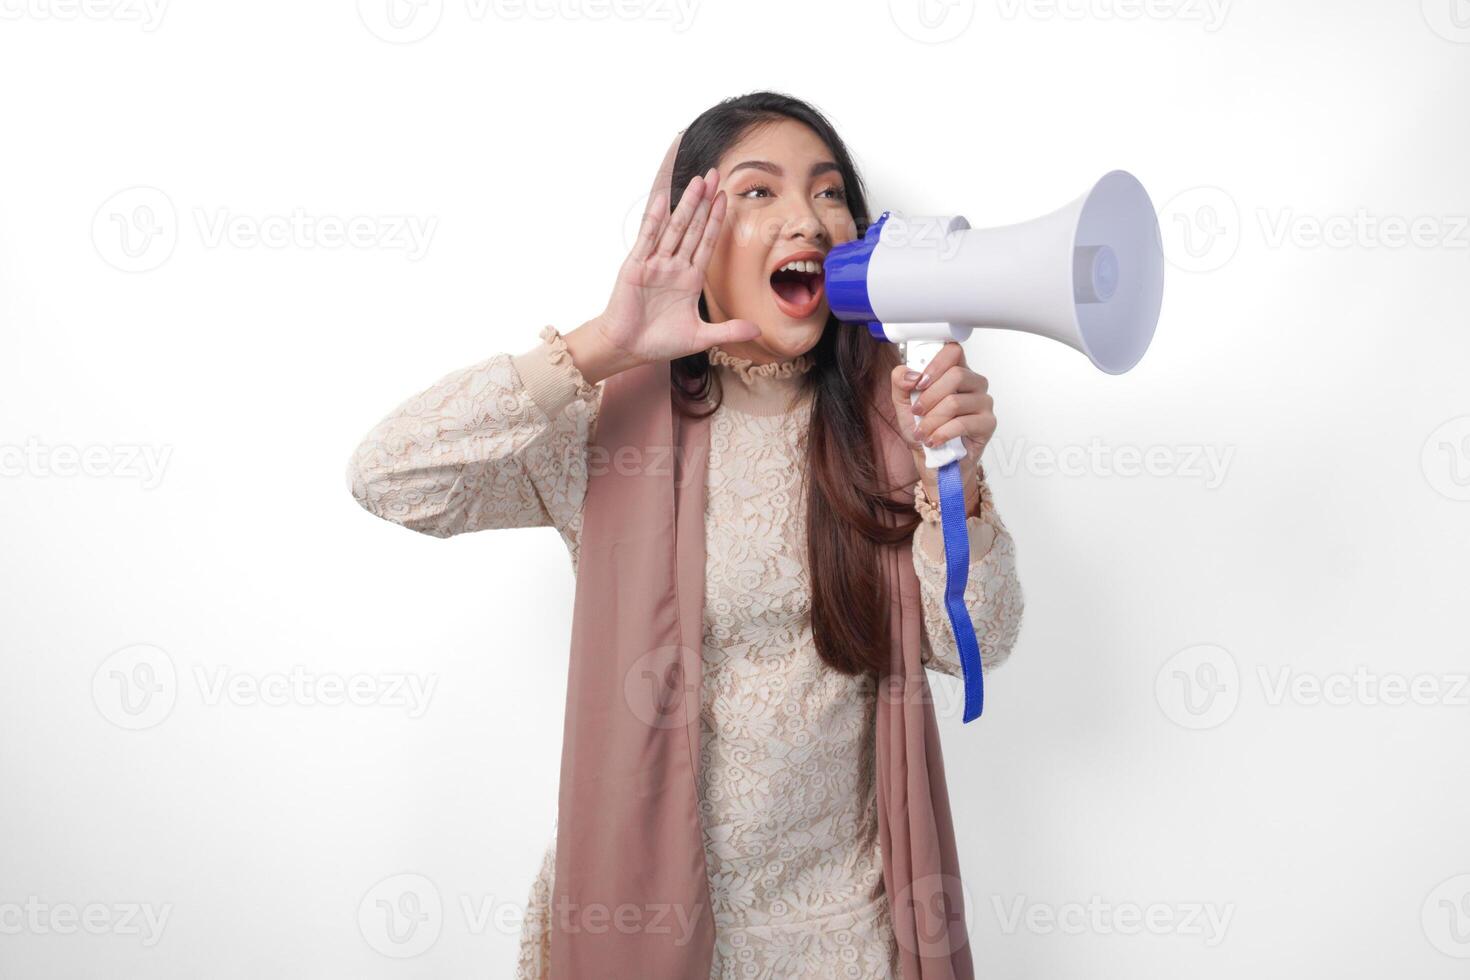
[914, 511, 999, 565]
[510, 325, 598, 419]
[912, 472, 989, 524]
[912, 475, 998, 563]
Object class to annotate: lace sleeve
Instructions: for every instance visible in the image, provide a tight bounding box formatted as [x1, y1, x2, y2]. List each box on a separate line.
[910, 474, 1024, 678]
[346, 326, 602, 558]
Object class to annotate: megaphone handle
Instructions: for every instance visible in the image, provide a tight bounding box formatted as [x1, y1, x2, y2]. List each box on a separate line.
[906, 340, 968, 469]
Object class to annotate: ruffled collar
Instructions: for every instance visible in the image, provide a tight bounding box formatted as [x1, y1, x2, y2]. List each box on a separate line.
[706, 345, 815, 383]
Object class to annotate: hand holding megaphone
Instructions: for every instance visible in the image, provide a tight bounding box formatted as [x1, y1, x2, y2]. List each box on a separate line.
[827, 170, 1166, 723]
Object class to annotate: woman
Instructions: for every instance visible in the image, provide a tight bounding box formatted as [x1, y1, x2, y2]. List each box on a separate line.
[347, 92, 1023, 979]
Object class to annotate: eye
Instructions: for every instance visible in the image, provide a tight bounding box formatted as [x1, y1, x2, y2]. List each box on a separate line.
[818, 185, 847, 201]
[738, 183, 773, 199]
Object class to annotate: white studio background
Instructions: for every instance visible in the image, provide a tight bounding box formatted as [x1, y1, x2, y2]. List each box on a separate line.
[1, 1, 1467, 977]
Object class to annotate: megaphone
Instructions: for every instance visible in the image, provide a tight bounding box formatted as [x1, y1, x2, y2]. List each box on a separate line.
[825, 169, 1165, 468]
[823, 170, 1164, 724]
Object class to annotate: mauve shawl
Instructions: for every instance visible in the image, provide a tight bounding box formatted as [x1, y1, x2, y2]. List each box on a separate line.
[548, 135, 974, 980]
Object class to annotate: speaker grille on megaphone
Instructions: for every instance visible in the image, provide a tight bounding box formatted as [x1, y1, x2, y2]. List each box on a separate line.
[825, 170, 1165, 374]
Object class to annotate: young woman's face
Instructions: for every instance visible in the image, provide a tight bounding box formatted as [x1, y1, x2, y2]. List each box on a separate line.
[702, 118, 858, 364]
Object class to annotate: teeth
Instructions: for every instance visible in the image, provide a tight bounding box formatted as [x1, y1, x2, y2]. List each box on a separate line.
[777, 259, 822, 274]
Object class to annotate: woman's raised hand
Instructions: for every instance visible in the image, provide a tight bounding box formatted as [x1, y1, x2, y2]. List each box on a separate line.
[564, 135, 761, 384]
[606, 167, 762, 358]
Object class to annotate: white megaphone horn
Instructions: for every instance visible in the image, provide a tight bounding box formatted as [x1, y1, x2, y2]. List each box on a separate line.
[824, 169, 1165, 469]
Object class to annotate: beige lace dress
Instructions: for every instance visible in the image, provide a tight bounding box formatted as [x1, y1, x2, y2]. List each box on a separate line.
[347, 326, 1024, 979]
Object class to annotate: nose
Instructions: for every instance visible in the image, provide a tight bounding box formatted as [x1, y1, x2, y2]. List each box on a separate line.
[770, 199, 829, 250]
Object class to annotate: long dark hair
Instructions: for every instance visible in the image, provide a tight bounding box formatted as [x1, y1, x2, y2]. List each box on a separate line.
[669, 91, 920, 677]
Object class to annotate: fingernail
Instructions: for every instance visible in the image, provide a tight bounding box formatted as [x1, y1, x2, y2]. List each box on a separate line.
[903, 370, 921, 385]
[916, 373, 932, 390]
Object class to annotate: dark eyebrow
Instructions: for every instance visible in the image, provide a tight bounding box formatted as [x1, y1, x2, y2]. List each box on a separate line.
[727, 160, 843, 179]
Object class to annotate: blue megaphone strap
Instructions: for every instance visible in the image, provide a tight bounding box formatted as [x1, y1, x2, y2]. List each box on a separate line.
[936, 459, 985, 722]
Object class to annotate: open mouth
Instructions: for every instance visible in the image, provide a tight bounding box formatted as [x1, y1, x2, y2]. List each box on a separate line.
[769, 256, 825, 320]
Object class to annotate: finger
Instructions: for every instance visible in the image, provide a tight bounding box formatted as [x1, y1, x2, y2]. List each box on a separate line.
[701, 317, 762, 347]
[914, 392, 993, 445]
[631, 188, 670, 262]
[890, 363, 923, 437]
[676, 168, 718, 262]
[657, 173, 707, 257]
[690, 190, 729, 271]
[911, 366, 984, 417]
[912, 341, 965, 391]
[923, 410, 997, 450]
[891, 362, 921, 397]
[914, 391, 968, 444]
